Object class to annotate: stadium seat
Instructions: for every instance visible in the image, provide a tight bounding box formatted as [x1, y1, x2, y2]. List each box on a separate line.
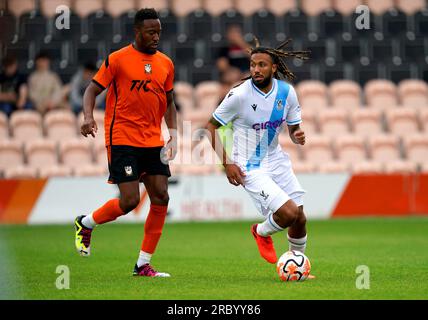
[333, 0, 363, 16]
[335, 37, 362, 63]
[9, 110, 43, 142]
[171, 0, 202, 18]
[0, 140, 24, 172]
[296, 80, 329, 110]
[44, 109, 78, 140]
[73, 0, 103, 18]
[384, 160, 418, 174]
[318, 109, 350, 137]
[40, 0, 72, 17]
[350, 108, 384, 137]
[401, 37, 426, 64]
[300, 0, 331, 17]
[59, 139, 93, 169]
[94, 139, 107, 167]
[251, 9, 277, 43]
[402, 134, 428, 165]
[300, 107, 319, 134]
[0, 112, 9, 139]
[396, 0, 426, 15]
[18, 11, 48, 42]
[335, 135, 367, 165]
[235, 0, 265, 17]
[0, 10, 16, 43]
[203, 0, 233, 17]
[292, 161, 317, 173]
[174, 81, 195, 111]
[318, 9, 344, 38]
[420, 162, 428, 173]
[364, 79, 399, 109]
[50, 12, 81, 41]
[215, 9, 244, 36]
[318, 161, 349, 173]
[282, 9, 308, 39]
[104, 0, 135, 18]
[420, 108, 428, 132]
[351, 161, 384, 174]
[387, 61, 415, 85]
[414, 9, 428, 38]
[266, 0, 297, 16]
[194, 81, 222, 110]
[301, 135, 334, 162]
[74, 40, 104, 66]
[87, 11, 114, 42]
[398, 79, 428, 108]
[38, 165, 73, 177]
[368, 134, 401, 162]
[4, 166, 37, 179]
[185, 10, 214, 40]
[8, 0, 36, 18]
[25, 139, 58, 170]
[278, 133, 302, 163]
[365, 0, 395, 16]
[329, 80, 362, 109]
[382, 8, 408, 38]
[385, 108, 420, 136]
[355, 60, 382, 86]
[74, 164, 107, 177]
[137, 0, 168, 12]
[368, 38, 396, 63]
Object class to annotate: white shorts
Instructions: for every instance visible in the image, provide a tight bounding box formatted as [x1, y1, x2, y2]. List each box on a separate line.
[241, 151, 306, 217]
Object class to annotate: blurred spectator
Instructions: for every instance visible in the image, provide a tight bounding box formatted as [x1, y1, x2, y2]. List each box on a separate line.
[69, 62, 106, 114]
[0, 55, 32, 116]
[216, 24, 250, 81]
[28, 52, 67, 114]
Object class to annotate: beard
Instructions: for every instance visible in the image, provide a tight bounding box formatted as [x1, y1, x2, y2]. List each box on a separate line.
[251, 73, 273, 90]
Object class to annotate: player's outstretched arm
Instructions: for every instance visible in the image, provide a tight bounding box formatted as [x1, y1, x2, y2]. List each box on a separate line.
[288, 124, 306, 145]
[81, 82, 104, 138]
[206, 117, 245, 186]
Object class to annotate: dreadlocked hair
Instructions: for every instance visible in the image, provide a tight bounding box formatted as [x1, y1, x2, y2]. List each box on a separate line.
[242, 37, 310, 82]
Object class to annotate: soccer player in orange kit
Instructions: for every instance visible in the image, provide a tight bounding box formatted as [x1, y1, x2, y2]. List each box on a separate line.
[74, 8, 177, 277]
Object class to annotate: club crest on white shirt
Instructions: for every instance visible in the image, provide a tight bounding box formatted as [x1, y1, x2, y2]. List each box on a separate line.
[144, 64, 152, 74]
[276, 99, 284, 111]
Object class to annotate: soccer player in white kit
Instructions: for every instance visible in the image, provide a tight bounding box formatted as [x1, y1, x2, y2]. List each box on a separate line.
[206, 43, 312, 270]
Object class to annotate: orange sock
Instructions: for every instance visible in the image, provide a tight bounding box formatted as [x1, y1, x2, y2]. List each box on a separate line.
[141, 204, 168, 254]
[92, 199, 124, 225]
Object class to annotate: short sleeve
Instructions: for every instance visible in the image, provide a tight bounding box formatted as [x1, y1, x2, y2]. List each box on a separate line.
[212, 90, 240, 126]
[285, 85, 302, 125]
[93, 55, 115, 89]
[165, 59, 174, 92]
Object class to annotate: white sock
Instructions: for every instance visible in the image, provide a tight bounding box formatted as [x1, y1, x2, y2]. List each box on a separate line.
[287, 234, 307, 253]
[137, 250, 152, 267]
[256, 213, 284, 237]
[82, 214, 96, 229]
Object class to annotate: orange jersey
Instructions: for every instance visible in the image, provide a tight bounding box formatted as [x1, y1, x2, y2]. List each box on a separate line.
[93, 44, 174, 147]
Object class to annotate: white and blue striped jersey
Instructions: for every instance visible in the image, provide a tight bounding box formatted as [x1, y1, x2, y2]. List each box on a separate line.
[212, 78, 301, 171]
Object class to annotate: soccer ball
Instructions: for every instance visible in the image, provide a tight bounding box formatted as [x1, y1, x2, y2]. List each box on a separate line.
[276, 250, 311, 282]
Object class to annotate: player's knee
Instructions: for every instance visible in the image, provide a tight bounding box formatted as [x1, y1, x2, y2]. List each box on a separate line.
[120, 194, 140, 213]
[151, 189, 169, 205]
[295, 209, 307, 227]
[282, 202, 300, 224]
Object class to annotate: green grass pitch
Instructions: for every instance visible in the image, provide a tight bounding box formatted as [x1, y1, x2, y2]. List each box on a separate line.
[0, 217, 427, 300]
